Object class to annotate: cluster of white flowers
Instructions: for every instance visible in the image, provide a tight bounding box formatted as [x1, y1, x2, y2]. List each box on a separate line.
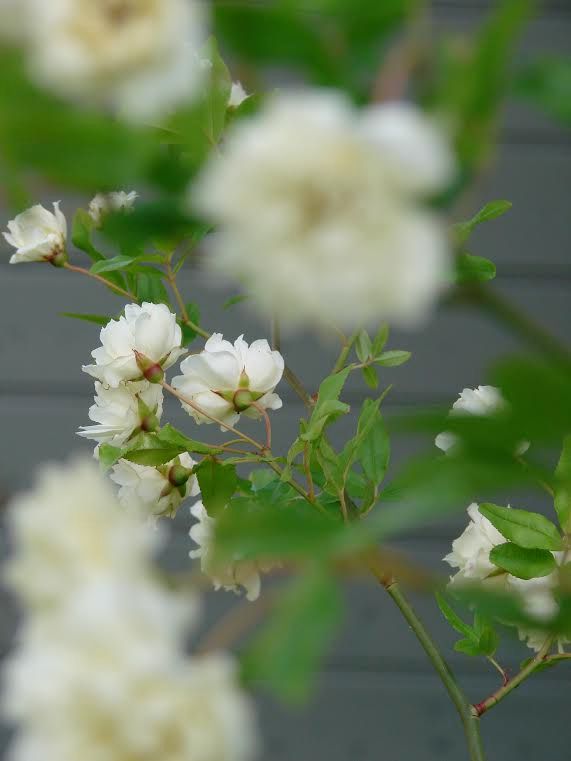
[88, 189, 138, 226]
[3, 459, 258, 761]
[445, 503, 567, 652]
[194, 92, 455, 330]
[173, 333, 284, 428]
[189, 501, 278, 602]
[435, 384, 529, 455]
[3, 0, 207, 121]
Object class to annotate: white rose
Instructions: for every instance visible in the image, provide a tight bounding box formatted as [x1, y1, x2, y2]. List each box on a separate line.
[77, 381, 163, 448]
[82, 302, 185, 387]
[444, 503, 506, 584]
[88, 190, 138, 226]
[193, 91, 454, 329]
[3, 202, 67, 265]
[172, 333, 284, 428]
[25, 0, 207, 122]
[435, 385, 529, 454]
[189, 500, 276, 601]
[110, 452, 200, 518]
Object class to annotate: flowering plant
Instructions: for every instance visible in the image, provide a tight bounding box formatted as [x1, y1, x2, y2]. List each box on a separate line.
[1, 2, 571, 760]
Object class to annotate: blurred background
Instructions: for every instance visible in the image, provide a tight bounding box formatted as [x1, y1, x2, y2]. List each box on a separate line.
[1, 1, 570, 759]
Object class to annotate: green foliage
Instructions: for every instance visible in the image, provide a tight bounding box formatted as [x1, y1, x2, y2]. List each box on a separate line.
[179, 303, 201, 345]
[241, 569, 342, 702]
[156, 424, 224, 455]
[554, 436, 571, 533]
[123, 447, 186, 466]
[453, 200, 512, 245]
[373, 350, 411, 367]
[436, 592, 499, 657]
[301, 367, 351, 442]
[515, 56, 571, 127]
[195, 459, 238, 516]
[97, 444, 123, 469]
[478, 503, 563, 551]
[60, 312, 110, 327]
[456, 253, 497, 285]
[489, 542, 557, 580]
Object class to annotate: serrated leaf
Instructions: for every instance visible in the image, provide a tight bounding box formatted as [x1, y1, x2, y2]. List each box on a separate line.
[357, 410, 390, 486]
[554, 435, 571, 533]
[135, 272, 170, 305]
[90, 255, 139, 274]
[157, 424, 223, 455]
[479, 503, 563, 551]
[362, 365, 378, 389]
[97, 444, 123, 469]
[374, 350, 411, 367]
[123, 447, 184, 466]
[489, 542, 557, 579]
[372, 323, 389, 356]
[436, 592, 475, 639]
[60, 312, 110, 326]
[453, 200, 512, 244]
[196, 459, 237, 516]
[456, 253, 496, 284]
[355, 330, 372, 363]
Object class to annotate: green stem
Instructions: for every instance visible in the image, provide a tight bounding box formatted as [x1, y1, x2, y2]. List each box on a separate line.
[459, 284, 571, 369]
[166, 260, 210, 339]
[473, 636, 554, 717]
[332, 330, 359, 374]
[271, 316, 313, 409]
[373, 573, 486, 761]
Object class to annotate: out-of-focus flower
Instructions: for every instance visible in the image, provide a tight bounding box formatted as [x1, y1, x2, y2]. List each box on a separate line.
[77, 380, 163, 448]
[110, 452, 200, 518]
[88, 190, 138, 226]
[435, 385, 529, 454]
[25, 0, 207, 122]
[228, 81, 248, 109]
[4, 459, 160, 610]
[3, 459, 258, 761]
[172, 333, 283, 428]
[83, 302, 184, 387]
[444, 503, 506, 584]
[193, 92, 454, 330]
[189, 501, 276, 601]
[0, 0, 30, 42]
[3, 202, 67, 265]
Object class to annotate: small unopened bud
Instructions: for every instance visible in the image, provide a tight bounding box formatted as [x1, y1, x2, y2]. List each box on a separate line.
[168, 463, 192, 487]
[233, 388, 254, 412]
[134, 351, 164, 384]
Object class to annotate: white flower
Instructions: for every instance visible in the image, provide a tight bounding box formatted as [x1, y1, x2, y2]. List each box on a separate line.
[228, 81, 248, 108]
[189, 501, 276, 601]
[435, 385, 529, 454]
[110, 452, 200, 518]
[3, 202, 67, 265]
[4, 459, 161, 610]
[193, 91, 454, 329]
[444, 503, 506, 584]
[77, 380, 163, 448]
[83, 302, 185, 387]
[88, 190, 138, 226]
[172, 333, 284, 428]
[25, 0, 207, 122]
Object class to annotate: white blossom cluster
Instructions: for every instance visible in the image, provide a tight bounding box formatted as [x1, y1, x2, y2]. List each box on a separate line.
[2, 0, 207, 122]
[3, 459, 259, 761]
[194, 92, 455, 330]
[445, 503, 568, 652]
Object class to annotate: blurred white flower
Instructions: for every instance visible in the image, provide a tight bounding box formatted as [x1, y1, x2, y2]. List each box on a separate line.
[189, 500, 276, 601]
[77, 380, 163, 448]
[88, 190, 138, 226]
[228, 81, 248, 108]
[110, 452, 200, 518]
[3, 202, 67, 265]
[26, 0, 207, 122]
[435, 385, 529, 454]
[83, 302, 184, 387]
[3, 459, 258, 761]
[172, 333, 283, 428]
[193, 92, 454, 329]
[444, 503, 506, 584]
[4, 459, 161, 610]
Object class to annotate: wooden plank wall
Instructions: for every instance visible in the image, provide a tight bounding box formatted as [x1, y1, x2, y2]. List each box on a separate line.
[0, 3, 570, 759]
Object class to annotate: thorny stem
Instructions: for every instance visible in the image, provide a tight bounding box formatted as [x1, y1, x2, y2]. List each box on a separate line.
[166, 259, 210, 339]
[473, 636, 555, 717]
[63, 262, 135, 301]
[370, 568, 486, 761]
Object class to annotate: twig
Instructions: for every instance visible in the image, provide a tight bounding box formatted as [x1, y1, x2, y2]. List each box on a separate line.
[63, 262, 135, 301]
[166, 259, 209, 339]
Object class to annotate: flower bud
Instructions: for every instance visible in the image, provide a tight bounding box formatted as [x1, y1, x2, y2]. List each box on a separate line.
[134, 351, 164, 384]
[168, 463, 193, 488]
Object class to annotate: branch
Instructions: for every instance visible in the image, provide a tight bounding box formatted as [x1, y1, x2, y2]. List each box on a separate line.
[63, 262, 135, 301]
[165, 259, 209, 339]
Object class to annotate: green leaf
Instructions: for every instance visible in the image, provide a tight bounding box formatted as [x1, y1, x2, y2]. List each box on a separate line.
[60, 312, 110, 326]
[436, 593, 475, 639]
[554, 435, 571, 533]
[374, 350, 411, 367]
[355, 330, 372, 363]
[123, 447, 184, 466]
[71, 209, 103, 261]
[454, 638, 483, 656]
[156, 424, 223, 455]
[315, 437, 344, 495]
[314, 367, 351, 411]
[301, 369, 351, 442]
[515, 56, 571, 127]
[135, 272, 170, 305]
[196, 459, 237, 516]
[90, 255, 140, 274]
[357, 407, 390, 486]
[489, 542, 557, 580]
[361, 365, 378, 389]
[453, 200, 512, 244]
[97, 444, 123, 469]
[180, 303, 201, 345]
[479, 503, 563, 551]
[456, 253, 496, 284]
[223, 294, 248, 310]
[371, 323, 389, 356]
[241, 570, 342, 702]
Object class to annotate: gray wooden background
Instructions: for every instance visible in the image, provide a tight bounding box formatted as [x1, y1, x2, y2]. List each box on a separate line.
[1, 2, 570, 759]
